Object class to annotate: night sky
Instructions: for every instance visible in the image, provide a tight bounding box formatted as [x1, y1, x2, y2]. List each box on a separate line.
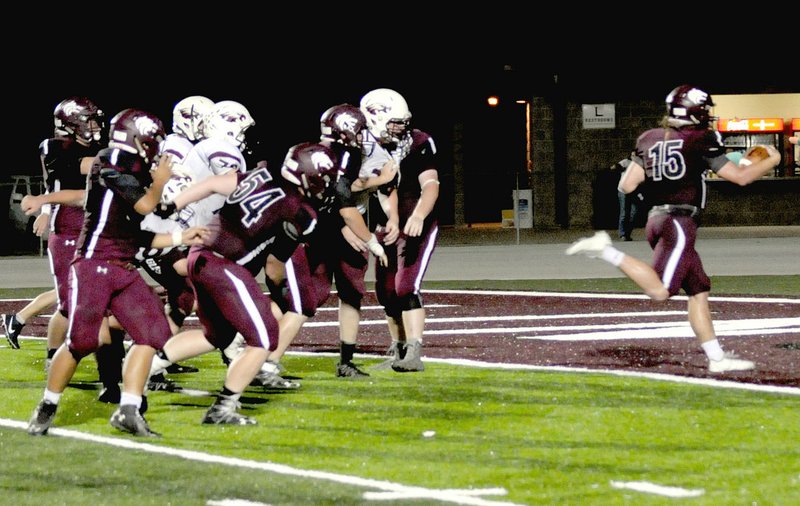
[7, 15, 796, 186]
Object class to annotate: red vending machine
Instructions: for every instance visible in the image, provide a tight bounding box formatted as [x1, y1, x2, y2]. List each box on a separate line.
[792, 118, 800, 176]
[717, 118, 785, 177]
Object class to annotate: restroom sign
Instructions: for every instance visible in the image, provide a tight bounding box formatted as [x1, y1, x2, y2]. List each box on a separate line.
[582, 104, 616, 129]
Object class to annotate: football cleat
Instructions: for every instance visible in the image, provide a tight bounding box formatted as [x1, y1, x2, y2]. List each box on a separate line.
[165, 362, 199, 374]
[708, 352, 755, 373]
[147, 373, 179, 392]
[391, 341, 425, 372]
[110, 404, 160, 437]
[28, 400, 58, 436]
[202, 397, 256, 425]
[2, 313, 23, 349]
[371, 342, 406, 370]
[565, 231, 612, 259]
[336, 362, 370, 378]
[251, 370, 300, 390]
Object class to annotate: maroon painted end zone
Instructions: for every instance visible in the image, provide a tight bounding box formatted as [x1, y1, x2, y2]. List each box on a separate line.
[3, 291, 798, 388]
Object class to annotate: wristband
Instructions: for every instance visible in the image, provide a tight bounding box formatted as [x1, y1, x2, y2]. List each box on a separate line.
[365, 233, 385, 257]
[171, 228, 183, 247]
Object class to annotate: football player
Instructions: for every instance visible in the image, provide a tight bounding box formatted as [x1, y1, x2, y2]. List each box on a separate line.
[7, 98, 103, 352]
[27, 109, 208, 437]
[148, 142, 337, 424]
[262, 104, 396, 380]
[566, 85, 781, 373]
[361, 88, 441, 373]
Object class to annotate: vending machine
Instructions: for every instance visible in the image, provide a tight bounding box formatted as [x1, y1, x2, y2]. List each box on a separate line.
[792, 118, 800, 176]
[717, 118, 785, 177]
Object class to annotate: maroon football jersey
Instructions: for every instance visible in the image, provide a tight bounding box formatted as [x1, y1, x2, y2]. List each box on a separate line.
[39, 137, 95, 235]
[74, 148, 152, 262]
[395, 129, 439, 222]
[633, 127, 729, 209]
[200, 167, 318, 274]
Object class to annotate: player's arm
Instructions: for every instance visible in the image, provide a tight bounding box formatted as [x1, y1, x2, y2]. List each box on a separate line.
[154, 171, 238, 218]
[404, 169, 439, 237]
[21, 189, 85, 215]
[134, 154, 173, 215]
[174, 171, 237, 209]
[350, 160, 398, 192]
[148, 226, 210, 250]
[618, 161, 645, 194]
[716, 145, 781, 186]
[80, 156, 96, 175]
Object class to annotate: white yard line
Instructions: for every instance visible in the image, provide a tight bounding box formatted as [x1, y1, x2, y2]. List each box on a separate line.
[609, 480, 704, 498]
[0, 418, 520, 506]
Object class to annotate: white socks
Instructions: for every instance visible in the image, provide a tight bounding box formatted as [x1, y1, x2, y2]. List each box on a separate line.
[600, 246, 625, 267]
[43, 389, 62, 405]
[120, 392, 143, 409]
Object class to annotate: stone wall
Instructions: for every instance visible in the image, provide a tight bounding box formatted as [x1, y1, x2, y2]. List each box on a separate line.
[530, 97, 799, 229]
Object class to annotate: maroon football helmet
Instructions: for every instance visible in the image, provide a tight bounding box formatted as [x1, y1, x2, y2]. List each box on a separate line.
[280, 142, 339, 204]
[53, 96, 104, 143]
[320, 104, 367, 148]
[665, 85, 716, 128]
[108, 109, 166, 165]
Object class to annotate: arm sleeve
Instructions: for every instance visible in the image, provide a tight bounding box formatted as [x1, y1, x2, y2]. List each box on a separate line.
[702, 130, 730, 173]
[100, 169, 148, 206]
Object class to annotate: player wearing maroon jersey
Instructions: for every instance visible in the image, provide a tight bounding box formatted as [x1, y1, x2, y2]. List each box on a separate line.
[567, 85, 781, 373]
[16, 98, 128, 403]
[361, 89, 440, 373]
[147, 144, 333, 425]
[263, 105, 395, 380]
[6, 97, 102, 352]
[27, 109, 208, 437]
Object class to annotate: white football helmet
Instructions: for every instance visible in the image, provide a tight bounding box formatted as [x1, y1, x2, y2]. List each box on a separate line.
[202, 100, 255, 149]
[172, 96, 215, 141]
[359, 88, 412, 143]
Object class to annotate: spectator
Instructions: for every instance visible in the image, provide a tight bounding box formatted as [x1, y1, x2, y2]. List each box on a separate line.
[612, 153, 643, 241]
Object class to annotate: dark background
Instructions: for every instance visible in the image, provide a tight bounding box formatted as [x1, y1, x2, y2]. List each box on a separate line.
[3, 14, 797, 251]
[8, 56, 796, 176]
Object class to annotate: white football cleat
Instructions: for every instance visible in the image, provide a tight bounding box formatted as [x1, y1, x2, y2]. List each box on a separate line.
[708, 352, 755, 373]
[565, 231, 612, 258]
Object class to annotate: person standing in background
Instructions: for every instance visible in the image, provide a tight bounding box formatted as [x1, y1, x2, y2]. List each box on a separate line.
[612, 152, 643, 241]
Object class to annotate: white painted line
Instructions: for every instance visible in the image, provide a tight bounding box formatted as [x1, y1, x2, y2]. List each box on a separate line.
[301, 310, 689, 328]
[0, 420, 521, 506]
[426, 289, 800, 304]
[364, 487, 512, 501]
[207, 499, 271, 506]
[610, 480, 704, 498]
[516, 317, 800, 340]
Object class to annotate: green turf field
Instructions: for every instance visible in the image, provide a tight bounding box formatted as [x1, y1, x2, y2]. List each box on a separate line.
[1, 275, 798, 505]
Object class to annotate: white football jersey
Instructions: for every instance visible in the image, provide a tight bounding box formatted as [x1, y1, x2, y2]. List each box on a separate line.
[358, 139, 396, 214]
[177, 137, 247, 228]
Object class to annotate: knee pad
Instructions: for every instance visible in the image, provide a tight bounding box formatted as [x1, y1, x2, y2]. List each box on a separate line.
[339, 294, 361, 311]
[336, 283, 362, 311]
[383, 299, 402, 320]
[400, 293, 423, 311]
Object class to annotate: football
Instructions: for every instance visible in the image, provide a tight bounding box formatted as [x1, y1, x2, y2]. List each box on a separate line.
[739, 145, 770, 166]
